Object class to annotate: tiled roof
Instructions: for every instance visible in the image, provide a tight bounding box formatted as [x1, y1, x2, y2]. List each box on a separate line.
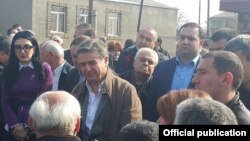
[104, 0, 177, 9]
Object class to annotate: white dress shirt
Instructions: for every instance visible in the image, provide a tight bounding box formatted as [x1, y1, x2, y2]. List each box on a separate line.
[52, 62, 65, 91]
[85, 80, 104, 130]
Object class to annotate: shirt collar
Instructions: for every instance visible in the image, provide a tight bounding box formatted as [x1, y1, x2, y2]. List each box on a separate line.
[85, 80, 105, 96]
[176, 55, 200, 65]
[19, 62, 34, 70]
[53, 62, 65, 76]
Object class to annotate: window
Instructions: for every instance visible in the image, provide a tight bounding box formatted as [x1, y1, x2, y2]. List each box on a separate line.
[210, 19, 225, 29]
[79, 9, 88, 24]
[76, 6, 96, 31]
[47, 2, 69, 37]
[51, 6, 66, 33]
[105, 9, 121, 39]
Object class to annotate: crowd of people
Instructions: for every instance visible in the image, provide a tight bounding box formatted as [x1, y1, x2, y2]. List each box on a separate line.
[0, 21, 250, 141]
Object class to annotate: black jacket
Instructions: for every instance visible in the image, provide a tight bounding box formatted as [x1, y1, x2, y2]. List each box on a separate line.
[226, 92, 250, 125]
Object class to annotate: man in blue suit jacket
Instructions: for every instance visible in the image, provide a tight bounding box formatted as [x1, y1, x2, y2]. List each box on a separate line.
[150, 22, 205, 121]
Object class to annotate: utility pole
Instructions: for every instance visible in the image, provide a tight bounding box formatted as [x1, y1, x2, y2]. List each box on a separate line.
[137, 0, 144, 32]
[207, 0, 210, 38]
[198, 0, 201, 26]
[88, 0, 93, 26]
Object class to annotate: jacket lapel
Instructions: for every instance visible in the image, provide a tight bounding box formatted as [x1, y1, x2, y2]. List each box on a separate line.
[91, 93, 109, 127]
[81, 93, 89, 129]
[188, 56, 201, 88]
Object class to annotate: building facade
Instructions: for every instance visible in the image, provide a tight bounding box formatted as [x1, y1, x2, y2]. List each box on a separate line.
[209, 12, 238, 36]
[220, 0, 250, 34]
[0, 0, 178, 54]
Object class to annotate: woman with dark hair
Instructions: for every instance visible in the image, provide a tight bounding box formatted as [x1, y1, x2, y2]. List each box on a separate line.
[2, 31, 53, 141]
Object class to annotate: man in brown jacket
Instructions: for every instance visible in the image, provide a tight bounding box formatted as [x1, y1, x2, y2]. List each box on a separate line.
[71, 39, 142, 141]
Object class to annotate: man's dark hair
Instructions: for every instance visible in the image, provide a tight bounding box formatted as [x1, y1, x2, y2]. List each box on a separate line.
[7, 28, 15, 36]
[174, 98, 238, 125]
[70, 36, 89, 47]
[0, 35, 10, 54]
[179, 22, 205, 39]
[157, 37, 162, 44]
[12, 24, 21, 29]
[84, 28, 96, 38]
[118, 120, 158, 141]
[224, 34, 250, 61]
[124, 39, 134, 49]
[76, 23, 91, 29]
[210, 28, 237, 42]
[202, 51, 243, 90]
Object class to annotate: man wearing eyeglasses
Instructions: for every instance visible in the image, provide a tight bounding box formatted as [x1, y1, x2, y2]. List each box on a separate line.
[149, 22, 204, 121]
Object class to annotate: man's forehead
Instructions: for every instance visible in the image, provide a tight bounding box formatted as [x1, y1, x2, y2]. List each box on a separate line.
[180, 27, 199, 36]
[138, 51, 154, 58]
[139, 30, 154, 37]
[199, 58, 214, 67]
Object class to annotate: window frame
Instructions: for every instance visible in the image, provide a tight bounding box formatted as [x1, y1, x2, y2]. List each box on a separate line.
[76, 5, 97, 32]
[47, 1, 70, 38]
[105, 9, 121, 40]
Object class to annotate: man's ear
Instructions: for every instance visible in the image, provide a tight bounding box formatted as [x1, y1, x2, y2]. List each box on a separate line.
[73, 118, 81, 135]
[199, 39, 204, 52]
[49, 51, 54, 57]
[28, 116, 37, 132]
[104, 56, 109, 67]
[221, 72, 233, 88]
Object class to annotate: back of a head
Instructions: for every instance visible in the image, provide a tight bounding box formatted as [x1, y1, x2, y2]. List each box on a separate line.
[76, 23, 91, 30]
[74, 23, 92, 38]
[124, 39, 135, 49]
[224, 34, 250, 61]
[174, 98, 238, 125]
[12, 24, 22, 31]
[157, 89, 212, 124]
[29, 91, 81, 135]
[157, 37, 162, 44]
[76, 23, 95, 38]
[118, 120, 159, 141]
[210, 28, 237, 42]
[70, 35, 90, 47]
[84, 28, 96, 38]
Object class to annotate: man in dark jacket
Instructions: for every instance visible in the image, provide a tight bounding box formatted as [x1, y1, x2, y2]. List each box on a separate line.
[120, 48, 158, 121]
[0, 35, 10, 141]
[192, 51, 250, 124]
[224, 35, 250, 110]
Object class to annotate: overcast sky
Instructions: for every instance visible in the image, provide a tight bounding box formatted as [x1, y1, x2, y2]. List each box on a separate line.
[153, 0, 222, 27]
